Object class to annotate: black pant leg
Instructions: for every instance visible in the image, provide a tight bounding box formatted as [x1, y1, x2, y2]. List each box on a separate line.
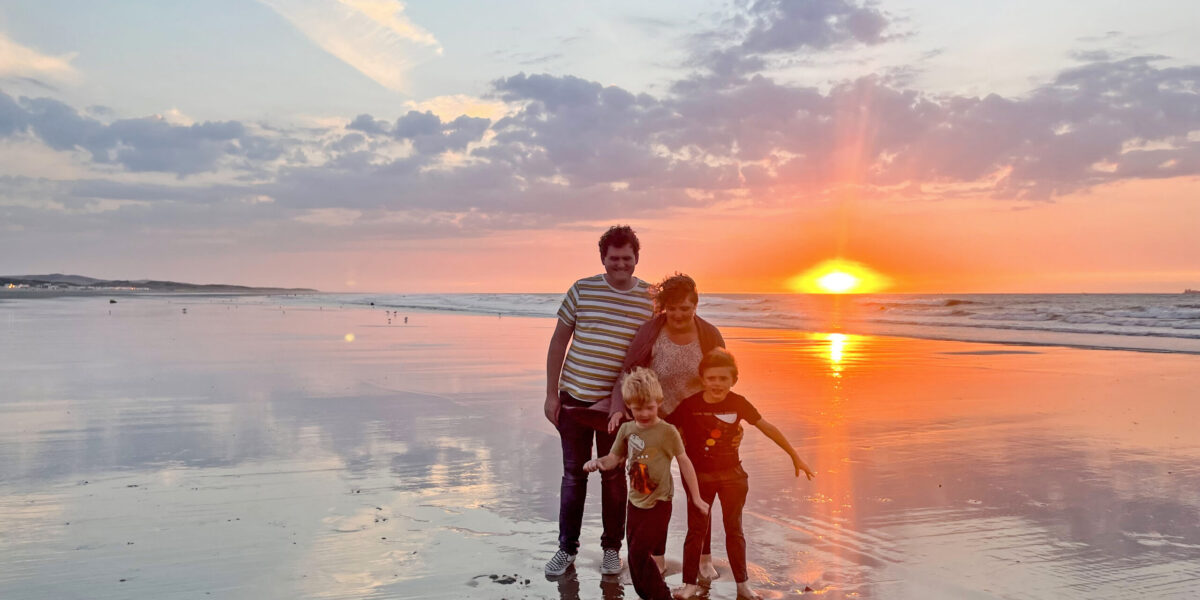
[717, 473, 750, 583]
[681, 477, 719, 585]
[627, 501, 674, 599]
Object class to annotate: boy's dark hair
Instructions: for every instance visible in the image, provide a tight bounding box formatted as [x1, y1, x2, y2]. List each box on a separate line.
[598, 225, 640, 260]
[698, 347, 738, 383]
[650, 272, 698, 314]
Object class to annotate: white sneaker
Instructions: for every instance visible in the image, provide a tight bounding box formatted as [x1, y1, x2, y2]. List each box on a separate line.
[545, 549, 576, 576]
[600, 548, 622, 575]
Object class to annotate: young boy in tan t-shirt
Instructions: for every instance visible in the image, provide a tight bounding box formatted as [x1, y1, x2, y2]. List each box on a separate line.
[585, 367, 710, 600]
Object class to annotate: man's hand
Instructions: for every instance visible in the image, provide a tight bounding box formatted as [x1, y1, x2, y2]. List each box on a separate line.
[544, 391, 561, 427]
[692, 497, 711, 516]
[607, 411, 624, 434]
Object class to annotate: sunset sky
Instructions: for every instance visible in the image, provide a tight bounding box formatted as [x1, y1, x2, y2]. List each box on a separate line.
[2, 0, 1198, 293]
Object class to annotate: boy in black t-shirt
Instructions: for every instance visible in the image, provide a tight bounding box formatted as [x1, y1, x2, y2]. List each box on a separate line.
[667, 348, 814, 600]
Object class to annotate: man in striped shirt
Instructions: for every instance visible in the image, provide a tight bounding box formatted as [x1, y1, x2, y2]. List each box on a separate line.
[544, 225, 654, 577]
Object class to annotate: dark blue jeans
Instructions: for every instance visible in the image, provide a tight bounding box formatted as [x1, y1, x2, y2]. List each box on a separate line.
[557, 392, 627, 554]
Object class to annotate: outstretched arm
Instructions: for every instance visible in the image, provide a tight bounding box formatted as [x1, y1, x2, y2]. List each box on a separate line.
[544, 320, 574, 427]
[675, 454, 710, 515]
[755, 419, 814, 480]
[583, 453, 624, 472]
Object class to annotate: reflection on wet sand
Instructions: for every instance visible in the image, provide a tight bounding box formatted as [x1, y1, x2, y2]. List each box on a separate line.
[549, 571, 627, 600]
[732, 327, 1200, 598]
[1, 297, 1198, 599]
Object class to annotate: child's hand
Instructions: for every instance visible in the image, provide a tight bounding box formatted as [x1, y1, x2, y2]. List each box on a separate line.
[583, 459, 599, 473]
[793, 457, 814, 480]
[693, 497, 710, 516]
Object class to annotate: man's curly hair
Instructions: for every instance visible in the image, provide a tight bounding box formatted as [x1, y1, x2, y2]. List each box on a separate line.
[598, 225, 640, 259]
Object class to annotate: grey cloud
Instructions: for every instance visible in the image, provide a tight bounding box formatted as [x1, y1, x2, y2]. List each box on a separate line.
[347, 110, 491, 155]
[494, 73, 610, 111]
[738, 0, 891, 54]
[1, 92, 286, 175]
[489, 54, 1200, 202]
[393, 110, 441, 138]
[439, 115, 491, 152]
[20, 96, 110, 158]
[0, 92, 27, 136]
[104, 118, 245, 173]
[489, 73, 686, 188]
[878, 56, 1200, 197]
[347, 113, 389, 135]
[1, 76, 60, 93]
[687, 0, 895, 81]
[329, 132, 366, 154]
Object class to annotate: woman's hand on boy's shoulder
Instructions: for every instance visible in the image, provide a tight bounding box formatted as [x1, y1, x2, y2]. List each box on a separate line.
[607, 411, 624, 433]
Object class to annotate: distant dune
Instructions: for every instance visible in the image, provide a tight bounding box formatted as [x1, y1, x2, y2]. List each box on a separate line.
[1, 273, 317, 294]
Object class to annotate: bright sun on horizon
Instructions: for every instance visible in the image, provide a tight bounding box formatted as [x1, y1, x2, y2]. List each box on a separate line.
[817, 271, 859, 293]
[788, 259, 891, 294]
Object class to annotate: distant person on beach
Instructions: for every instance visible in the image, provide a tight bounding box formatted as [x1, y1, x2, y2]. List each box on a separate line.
[544, 225, 654, 577]
[584, 368, 709, 600]
[668, 348, 815, 600]
[613, 272, 727, 575]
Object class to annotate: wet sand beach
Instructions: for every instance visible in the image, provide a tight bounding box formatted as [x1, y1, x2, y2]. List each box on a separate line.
[1, 296, 1198, 599]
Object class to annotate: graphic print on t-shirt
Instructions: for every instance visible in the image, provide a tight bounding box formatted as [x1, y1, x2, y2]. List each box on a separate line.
[701, 412, 740, 458]
[626, 433, 658, 495]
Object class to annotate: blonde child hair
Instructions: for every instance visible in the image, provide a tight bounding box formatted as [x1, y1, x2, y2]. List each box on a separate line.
[621, 367, 664, 408]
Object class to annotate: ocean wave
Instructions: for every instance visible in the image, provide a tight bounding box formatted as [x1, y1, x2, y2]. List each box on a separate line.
[862, 298, 981, 308]
[868, 318, 1200, 340]
[880, 308, 976, 317]
[969, 312, 1059, 322]
[295, 292, 1200, 353]
[1104, 308, 1200, 320]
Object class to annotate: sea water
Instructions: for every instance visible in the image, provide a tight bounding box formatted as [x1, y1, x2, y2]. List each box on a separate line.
[285, 293, 1200, 354]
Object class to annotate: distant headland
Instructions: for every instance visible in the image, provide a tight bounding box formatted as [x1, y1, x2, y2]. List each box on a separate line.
[1, 273, 318, 296]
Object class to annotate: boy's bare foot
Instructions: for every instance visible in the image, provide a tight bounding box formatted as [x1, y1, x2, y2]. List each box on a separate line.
[653, 554, 666, 575]
[698, 555, 719, 580]
[735, 581, 763, 600]
[673, 583, 702, 599]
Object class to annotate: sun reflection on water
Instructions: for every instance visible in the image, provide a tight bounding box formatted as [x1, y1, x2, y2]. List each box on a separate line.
[822, 332, 861, 380]
[828, 333, 846, 377]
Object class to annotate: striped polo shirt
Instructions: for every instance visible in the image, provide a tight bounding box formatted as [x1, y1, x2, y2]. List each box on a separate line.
[557, 274, 654, 402]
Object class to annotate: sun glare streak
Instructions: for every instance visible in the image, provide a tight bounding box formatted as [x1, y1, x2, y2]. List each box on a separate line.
[828, 333, 846, 364]
[788, 259, 890, 294]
